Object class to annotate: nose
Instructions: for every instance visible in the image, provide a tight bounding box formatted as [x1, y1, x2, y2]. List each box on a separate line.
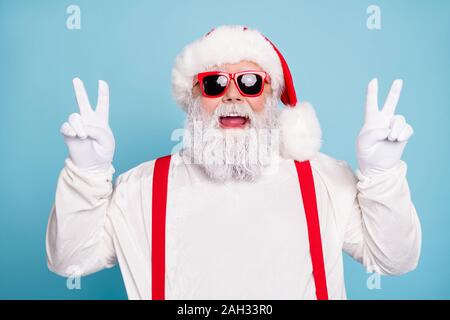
[222, 80, 243, 104]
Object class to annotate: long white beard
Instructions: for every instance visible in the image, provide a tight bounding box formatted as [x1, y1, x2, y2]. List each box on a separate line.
[181, 95, 281, 182]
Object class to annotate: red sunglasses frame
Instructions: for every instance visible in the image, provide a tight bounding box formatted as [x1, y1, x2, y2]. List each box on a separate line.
[195, 70, 271, 98]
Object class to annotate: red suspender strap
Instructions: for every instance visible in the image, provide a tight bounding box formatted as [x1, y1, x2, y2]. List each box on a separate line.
[151, 155, 172, 300]
[151, 156, 327, 300]
[294, 160, 329, 300]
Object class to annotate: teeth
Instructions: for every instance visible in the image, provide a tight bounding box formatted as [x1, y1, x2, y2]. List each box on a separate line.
[222, 113, 248, 118]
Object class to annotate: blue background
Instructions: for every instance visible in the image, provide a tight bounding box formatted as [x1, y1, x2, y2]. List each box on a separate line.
[0, 0, 449, 299]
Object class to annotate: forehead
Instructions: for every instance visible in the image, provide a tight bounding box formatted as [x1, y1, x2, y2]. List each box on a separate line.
[207, 60, 264, 72]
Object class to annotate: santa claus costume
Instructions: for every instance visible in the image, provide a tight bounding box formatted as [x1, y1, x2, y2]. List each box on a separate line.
[47, 25, 421, 300]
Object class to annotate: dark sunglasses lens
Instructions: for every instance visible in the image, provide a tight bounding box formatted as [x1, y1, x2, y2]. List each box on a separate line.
[202, 75, 228, 96]
[237, 73, 263, 95]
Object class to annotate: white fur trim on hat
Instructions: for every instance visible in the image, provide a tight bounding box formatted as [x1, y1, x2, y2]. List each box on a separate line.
[280, 102, 322, 161]
[172, 25, 284, 111]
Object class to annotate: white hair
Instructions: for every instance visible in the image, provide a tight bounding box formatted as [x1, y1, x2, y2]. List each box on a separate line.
[181, 95, 281, 182]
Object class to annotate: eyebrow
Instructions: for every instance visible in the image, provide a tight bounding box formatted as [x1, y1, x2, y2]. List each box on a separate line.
[207, 65, 263, 72]
[239, 67, 262, 71]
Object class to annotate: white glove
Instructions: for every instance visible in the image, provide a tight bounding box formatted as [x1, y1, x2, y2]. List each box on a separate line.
[60, 78, 115, 171]
[356, 78, 414, 176]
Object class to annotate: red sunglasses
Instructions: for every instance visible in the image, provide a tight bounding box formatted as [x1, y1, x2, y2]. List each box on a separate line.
[195, 70, 271, 98]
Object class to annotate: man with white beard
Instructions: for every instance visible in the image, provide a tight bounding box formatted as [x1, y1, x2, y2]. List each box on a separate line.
[182, 90, 280, 182]
[46, 25, 421, 300]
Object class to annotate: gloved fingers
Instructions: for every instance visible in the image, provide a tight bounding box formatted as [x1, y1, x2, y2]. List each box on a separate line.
[73, 77, 93, 117]
[382, 79, 403, 117]
[68, 113, 87, 139]
[365, 78, 379, 120]
[359, 127, 390, 147]
[96, 80, 110, 122]
[388, 115, 406, 141]
[60, 122, 76, 138]
[84, 125, 114, 149]
[397, 123, 414, 142]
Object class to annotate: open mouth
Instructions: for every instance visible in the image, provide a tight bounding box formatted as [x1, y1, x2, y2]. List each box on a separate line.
[218, 114, 250, 129]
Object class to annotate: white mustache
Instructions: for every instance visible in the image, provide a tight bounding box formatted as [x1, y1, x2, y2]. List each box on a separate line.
[212, 103, 255, 125]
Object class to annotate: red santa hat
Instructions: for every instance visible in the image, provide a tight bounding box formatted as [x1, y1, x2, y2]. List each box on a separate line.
[172, 25, 322, 161]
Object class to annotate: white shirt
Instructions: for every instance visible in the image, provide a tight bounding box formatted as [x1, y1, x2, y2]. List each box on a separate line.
[46, 152, 421, 299]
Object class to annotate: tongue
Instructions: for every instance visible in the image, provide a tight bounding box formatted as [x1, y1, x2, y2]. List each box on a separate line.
[219, 116, 248, 128]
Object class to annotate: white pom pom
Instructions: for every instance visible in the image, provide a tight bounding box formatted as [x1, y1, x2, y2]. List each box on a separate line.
[280, 102, 322, 161]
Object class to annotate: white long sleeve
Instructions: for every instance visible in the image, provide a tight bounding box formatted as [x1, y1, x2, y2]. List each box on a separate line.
[46, 158, 117, 277]
[343, 161, 422, 275]
[45, 152, 422, 299]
